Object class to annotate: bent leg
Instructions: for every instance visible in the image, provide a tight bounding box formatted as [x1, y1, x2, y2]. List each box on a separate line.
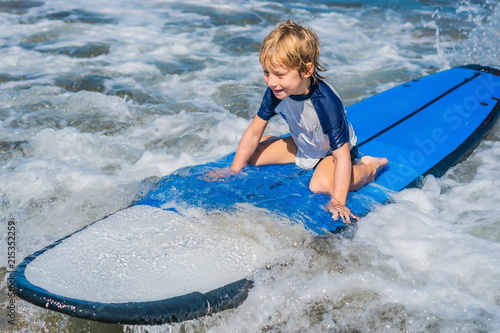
[310, 155, 388, 194]
[249, 135, 297, 166]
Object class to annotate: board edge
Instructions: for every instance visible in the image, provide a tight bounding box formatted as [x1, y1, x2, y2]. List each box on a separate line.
[10, 207, 253, 325]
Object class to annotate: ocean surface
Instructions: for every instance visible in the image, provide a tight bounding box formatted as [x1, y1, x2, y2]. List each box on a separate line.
[1, 0, 500, 332]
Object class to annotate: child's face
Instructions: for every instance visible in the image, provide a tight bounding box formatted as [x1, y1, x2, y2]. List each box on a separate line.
[263, 61, 312, 100]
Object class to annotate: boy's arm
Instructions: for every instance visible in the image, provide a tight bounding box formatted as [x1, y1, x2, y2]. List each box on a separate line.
[230, 115, 268, 172]
[328, 142, 356, 222]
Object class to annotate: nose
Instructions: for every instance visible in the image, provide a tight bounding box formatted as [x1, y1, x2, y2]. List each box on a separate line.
[266, 73, 277, 88]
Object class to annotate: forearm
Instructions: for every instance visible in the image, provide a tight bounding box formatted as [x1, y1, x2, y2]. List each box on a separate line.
[230, 130, 261, 172]
[230, 115, 268, 172]
[330, 143, 351, 205]
[331, 159, 351, 204]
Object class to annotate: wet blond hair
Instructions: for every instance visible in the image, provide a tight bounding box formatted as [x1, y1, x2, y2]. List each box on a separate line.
[260, 20, 326, 82]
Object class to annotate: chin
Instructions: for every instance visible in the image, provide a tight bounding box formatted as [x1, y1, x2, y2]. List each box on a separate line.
[272, 91, 287, 99]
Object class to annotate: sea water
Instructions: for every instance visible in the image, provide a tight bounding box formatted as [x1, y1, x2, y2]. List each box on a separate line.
[1, 0, 499, 332]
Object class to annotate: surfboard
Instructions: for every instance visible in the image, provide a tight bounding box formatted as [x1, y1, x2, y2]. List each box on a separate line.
[12, 65, 500, 325]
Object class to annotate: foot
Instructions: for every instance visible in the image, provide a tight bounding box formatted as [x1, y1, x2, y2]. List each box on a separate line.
[360, 156, 389, 173]
[360, 156, 389, 182]
[350, 156, 389, 191]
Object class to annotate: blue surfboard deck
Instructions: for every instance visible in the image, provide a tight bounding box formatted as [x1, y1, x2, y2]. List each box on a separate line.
[138, 65, 500, 233]
[12, 65, 500, 325]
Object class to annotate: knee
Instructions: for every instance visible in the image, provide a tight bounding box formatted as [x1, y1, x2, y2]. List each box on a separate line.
[260, 135, 273, 142]
[309, 177, 332, 195]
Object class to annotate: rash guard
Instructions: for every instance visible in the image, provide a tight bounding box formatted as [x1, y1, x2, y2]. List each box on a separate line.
[257, 78, 357, 169]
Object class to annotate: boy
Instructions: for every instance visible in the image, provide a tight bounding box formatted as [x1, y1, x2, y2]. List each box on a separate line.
[208, 20, 388, 223]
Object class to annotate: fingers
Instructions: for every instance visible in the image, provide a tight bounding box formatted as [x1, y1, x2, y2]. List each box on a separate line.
[204, 170, 222, 182]
[326, 201, 358, 224]
[204, 168, 237, 182]
[340, 209, 358, 224]
[203, 171, 217, 182]
[204, 171, 225, 182]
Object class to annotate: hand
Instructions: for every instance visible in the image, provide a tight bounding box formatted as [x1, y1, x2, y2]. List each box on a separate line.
[326, 198, 358, 224]
[204, 167, 237, 182]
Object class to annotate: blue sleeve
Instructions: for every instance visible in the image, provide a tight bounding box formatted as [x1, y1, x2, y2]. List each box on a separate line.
[311, 81, 350, 151]
[257, 88, 280, 121]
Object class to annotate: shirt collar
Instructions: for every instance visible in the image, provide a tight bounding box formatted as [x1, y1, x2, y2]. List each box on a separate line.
[289, 79, 318, 101]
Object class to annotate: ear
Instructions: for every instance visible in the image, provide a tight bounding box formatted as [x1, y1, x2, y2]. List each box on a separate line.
[302, 62, 314, 78]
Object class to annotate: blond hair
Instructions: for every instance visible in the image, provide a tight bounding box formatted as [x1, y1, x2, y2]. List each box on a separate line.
[260, 20, 326, 82]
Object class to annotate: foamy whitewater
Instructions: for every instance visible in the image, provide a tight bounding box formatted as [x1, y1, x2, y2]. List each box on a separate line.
[1, 0, 500, 332]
